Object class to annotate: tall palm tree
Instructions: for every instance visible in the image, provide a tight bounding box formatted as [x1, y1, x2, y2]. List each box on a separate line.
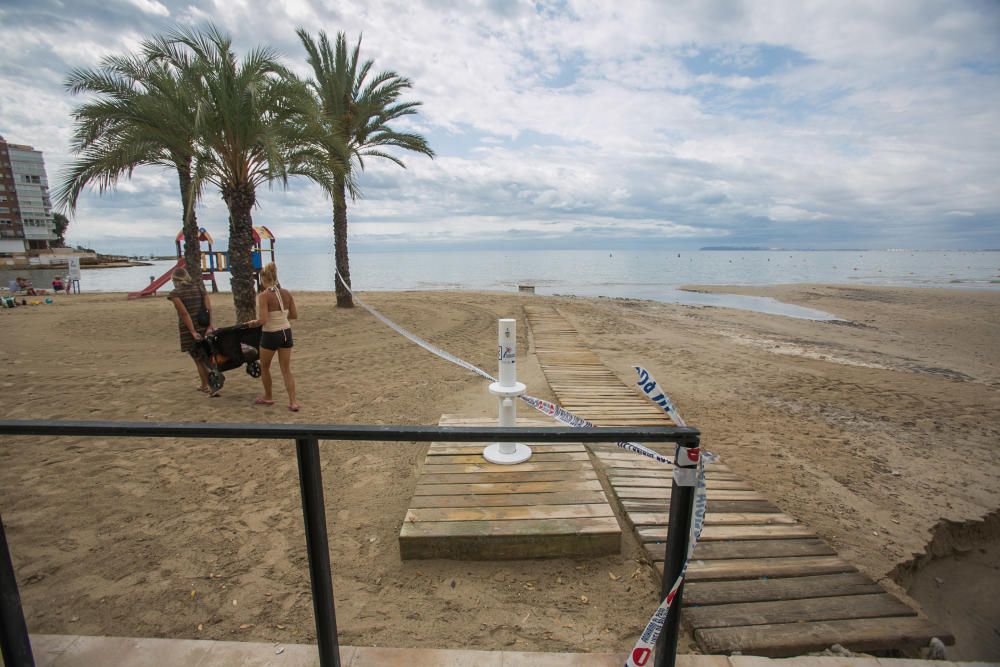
[149, 26, 311, 321]
[296, 29, 434, 307]
[57, 47, 204, 281]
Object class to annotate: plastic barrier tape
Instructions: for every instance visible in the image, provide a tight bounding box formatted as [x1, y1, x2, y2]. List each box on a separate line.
[634, 366, 686, 427]
[624, 367, 714, 667]
[625, 445, 708, 667]
[634, 366, 719, 465]
[334, 271, 711, 664]
[334, 269, 676, 465]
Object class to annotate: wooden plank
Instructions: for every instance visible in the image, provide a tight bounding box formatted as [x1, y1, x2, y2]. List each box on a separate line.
[555, 396, 651, 401]
[567, 412, 666, 418]
[546, 392, 648, 396]
[409, 491, 608, 508]
[420, 470, 598, 484]
[414, 480, 605, 496]
[685, 593, 914, 630]
[618, 488, 765, 501]
[424, 462, 593, 474]
[399, 517, 621, 560]
[436, 416, 554, 427]
[548, 384, 634, 390]
[549, 392, 640, 396]
[561, 407, 659, 412]
[405, 503, 614, 523]
[557, 402, 660, 408]
[610, 477, 752, 490]
[638, 524, 816, 543]
[690, 539, 836, 560]
[668, 555, 856, 581]
[587, 419, 672, 426]
[542, 368, 618, 373]
[602, 461, 716, 471]
[550, 396, 648, 401]
[682, 572, 887, 606]
[567, 390, 649, 395]
[607, 469, 739, 480]
[599, 452, 729, 466]
[694, 616, 954, 656]
[549, 392, 654, 396]
[600, 459, 730, 473]
[400, 515, 619, 538]
[425, 452, 590, 464]
[621, 500, 781, 514]
[628, 512, 797, 527]
[428, 443, 583, 455]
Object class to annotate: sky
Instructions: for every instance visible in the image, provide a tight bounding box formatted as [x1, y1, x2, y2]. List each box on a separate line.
[1, 0, 999, 254]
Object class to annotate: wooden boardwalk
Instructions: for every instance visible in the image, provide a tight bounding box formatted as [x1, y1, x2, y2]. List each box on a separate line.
[398, 414, 621, 560]
[524, 304, 952, 656]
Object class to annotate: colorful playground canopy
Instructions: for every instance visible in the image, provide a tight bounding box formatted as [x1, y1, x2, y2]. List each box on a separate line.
[174, 226, 274, 245]
[175, 228, 215, 245]
[252, 226, 275, 244]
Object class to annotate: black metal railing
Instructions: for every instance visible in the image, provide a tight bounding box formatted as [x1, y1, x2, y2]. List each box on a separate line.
[0, 420, 700, 667]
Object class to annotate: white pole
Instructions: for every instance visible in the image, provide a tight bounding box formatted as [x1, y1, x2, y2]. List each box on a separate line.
[484, 318, 532, 464]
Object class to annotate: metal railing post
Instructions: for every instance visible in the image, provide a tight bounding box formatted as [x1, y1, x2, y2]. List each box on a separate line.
[654, 435, 699, 667]
[0, 420, 698, 665]
[0, 514, 34, 667]
[295, 436, 340, 667]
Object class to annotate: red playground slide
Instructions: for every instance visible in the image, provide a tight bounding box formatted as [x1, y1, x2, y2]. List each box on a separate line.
[127, 258, 184, 299]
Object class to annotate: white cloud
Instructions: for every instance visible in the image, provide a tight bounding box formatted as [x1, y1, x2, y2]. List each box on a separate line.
[127, 0, 170, 18]
[1, 0, 998, 250]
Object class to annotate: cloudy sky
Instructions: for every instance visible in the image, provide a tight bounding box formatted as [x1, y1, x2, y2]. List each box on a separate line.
[2, 0, 999, 253]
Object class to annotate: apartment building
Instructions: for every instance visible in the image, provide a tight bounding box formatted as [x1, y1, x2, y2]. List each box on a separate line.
[0, 134, 56, 253]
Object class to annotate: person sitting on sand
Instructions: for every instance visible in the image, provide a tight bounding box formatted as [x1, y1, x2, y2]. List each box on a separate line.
[245, 262, 299, 411]
[51, 276, 64, 293]
[167, 267, 216, 395]
[16, 277, 38, 296]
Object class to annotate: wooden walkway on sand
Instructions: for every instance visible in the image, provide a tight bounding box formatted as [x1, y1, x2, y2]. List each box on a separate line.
[524, 304, 953, 657]
[398, 414, 621, 560]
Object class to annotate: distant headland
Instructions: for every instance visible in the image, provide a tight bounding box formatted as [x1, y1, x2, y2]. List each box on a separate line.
[699, 246, 869, 251]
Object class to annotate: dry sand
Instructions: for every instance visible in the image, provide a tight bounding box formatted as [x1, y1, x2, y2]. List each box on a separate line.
[1, 285, 998, 659]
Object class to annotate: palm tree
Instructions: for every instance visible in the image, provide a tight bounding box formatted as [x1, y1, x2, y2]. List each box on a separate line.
[296, 29, 434, 307]
[149, 26, 311, 321]
[57, 47, 204, 282]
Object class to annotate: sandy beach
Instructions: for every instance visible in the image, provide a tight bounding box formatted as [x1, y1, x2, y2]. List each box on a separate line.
[1, 285, 998, 659]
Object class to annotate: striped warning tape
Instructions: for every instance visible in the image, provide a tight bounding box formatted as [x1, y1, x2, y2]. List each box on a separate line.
[333, 270, 676, 465]
[332, 270, 712, 664]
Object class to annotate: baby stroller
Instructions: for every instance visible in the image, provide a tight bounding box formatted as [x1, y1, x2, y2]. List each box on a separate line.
[190, 323, 262, 393]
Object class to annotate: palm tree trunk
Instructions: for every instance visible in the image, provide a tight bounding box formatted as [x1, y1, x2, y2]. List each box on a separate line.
[333, 175, 353, 308]
[222, 182, 258, 322]
[177, 158, 202, 284]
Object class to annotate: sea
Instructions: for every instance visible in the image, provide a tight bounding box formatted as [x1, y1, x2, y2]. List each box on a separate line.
[24, 249, 1000, 321]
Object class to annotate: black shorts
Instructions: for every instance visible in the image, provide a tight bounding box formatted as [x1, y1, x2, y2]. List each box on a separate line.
[261, 328, 293, 350]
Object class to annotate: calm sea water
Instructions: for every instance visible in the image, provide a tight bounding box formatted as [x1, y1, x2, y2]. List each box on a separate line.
[48, 250, 1000, 320]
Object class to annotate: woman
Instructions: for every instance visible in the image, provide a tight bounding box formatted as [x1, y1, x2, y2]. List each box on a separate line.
[246, 262, 299, 411]
[167, 267, 215, 394]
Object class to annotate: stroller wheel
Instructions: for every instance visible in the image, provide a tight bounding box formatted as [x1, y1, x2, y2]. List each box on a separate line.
[246, 361, 262, 378]
[208, 371, 225, 392]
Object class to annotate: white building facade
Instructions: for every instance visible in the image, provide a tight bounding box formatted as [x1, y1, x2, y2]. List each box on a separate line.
[0, 135, 56, 253]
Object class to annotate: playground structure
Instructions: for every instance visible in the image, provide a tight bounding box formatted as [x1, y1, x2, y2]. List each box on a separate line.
[127, 226, 276, 299]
